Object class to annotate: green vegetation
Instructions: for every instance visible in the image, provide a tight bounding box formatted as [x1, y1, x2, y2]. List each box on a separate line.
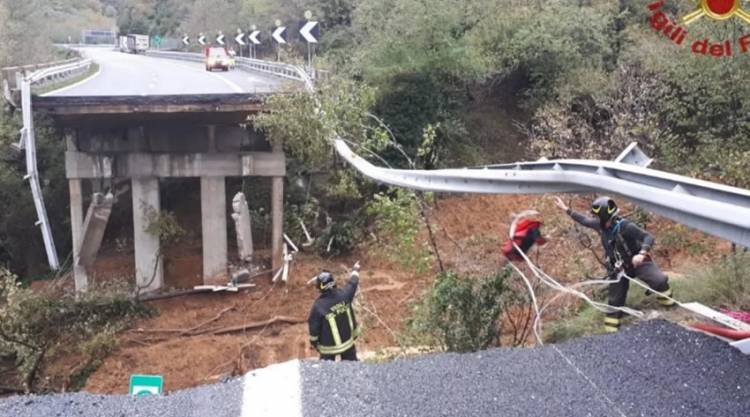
[544, 304, 606, 344]
[2, 0, 749, 280]
[405, 269, 512, 352]
[0, 0, 748, 380]
[673, 253, 750, 311]
[0, 111, 70, 280]
[0, 267, 150, 392]
[547, 253, 750, 343]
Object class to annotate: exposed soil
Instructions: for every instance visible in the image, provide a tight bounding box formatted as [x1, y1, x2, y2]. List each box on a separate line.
[33, 194, 730, 394]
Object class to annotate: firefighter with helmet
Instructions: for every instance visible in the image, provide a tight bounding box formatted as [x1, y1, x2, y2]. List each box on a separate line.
[308, 262, 361, 361]
[555, 196, 675, 332]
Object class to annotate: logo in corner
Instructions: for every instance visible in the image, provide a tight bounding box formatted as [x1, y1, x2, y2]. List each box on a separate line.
[648, 1, 750, 57]
[682, 0, 750, 24]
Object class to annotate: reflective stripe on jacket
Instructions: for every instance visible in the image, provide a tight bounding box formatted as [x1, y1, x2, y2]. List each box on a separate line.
[308, 272, 360, 355]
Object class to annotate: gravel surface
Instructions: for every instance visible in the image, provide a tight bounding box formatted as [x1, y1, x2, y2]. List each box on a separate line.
[0, 376, 244, 417]
[1, 320, 747, 417]
[301, 320, 750, 417]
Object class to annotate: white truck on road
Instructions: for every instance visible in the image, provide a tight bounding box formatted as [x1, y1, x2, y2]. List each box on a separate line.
[118, 36, 128, 52]
[125, 34, 149, 54]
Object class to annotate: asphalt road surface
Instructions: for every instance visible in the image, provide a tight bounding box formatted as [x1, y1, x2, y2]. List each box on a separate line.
[1, 320, 748, 417]
[45, 47, 283, 96]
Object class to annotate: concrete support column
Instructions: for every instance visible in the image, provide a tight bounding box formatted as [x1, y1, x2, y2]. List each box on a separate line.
[132, 177, 163, 292]
[201, 176, 227, 284]
[69, 179, 88, 293]
[271, 176, 284, 272]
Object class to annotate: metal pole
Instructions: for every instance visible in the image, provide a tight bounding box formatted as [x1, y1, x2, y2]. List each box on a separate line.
[20, 79, 60, 270]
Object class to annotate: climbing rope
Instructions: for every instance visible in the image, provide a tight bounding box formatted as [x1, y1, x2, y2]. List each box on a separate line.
[505, 211, 686, 346]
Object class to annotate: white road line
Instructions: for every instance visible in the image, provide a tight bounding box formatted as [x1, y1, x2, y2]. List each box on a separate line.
[171, 61, 245, 93]
[40, 67, 101, 97]
[208, 71, 244, 93]
[241, 360, 303, 417]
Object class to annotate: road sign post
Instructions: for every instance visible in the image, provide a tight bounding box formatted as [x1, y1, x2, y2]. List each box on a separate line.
[235, 29, 246, 57]
[129, 375, 164, 396]
[273, 20, 287, 61]
[249, 26, 260, 59]
[300, 12, 320, 75]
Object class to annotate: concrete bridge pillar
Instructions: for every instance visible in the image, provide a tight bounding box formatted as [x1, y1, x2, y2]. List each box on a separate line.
[132, 177, 163, 292]
[69, 179, 88, 293]
[201, 176, 228, 284]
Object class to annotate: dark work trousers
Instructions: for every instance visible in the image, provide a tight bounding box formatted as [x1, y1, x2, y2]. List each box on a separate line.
[320, 345, 358, 362]
[608, 260, 670, 319]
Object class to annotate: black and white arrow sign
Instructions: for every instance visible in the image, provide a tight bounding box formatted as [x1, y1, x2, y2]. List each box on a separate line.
[235, 32, 246, 46]
[248, 30, 261, 45]
[300, 21, 319, 43]
[198, 34, 206, 45]
[182, 35, 190, 45]
[216, 33, 225, 45]
[272, 26, 287, 44]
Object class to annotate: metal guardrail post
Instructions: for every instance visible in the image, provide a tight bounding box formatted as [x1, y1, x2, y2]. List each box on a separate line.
[10, 57, 92, 270]
[20, 78, 59, 269]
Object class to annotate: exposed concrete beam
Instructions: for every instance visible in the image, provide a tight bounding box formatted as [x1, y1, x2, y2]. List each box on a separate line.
[232, 192, 254, 262]
[34, 93, 266, 116]
[77, 192, 114, 267]
[132, 178, 163, 293]
[69, 179, 88, 293]
[66, 151, 286, 179]
[201, 177, 228, 285]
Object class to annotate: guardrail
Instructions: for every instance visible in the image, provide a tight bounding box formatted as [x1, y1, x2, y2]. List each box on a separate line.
[1, 58, 80, 91]
[28, 59, 92, 89]
[335, 139, 750, 248]
[13, 59, 96, 270]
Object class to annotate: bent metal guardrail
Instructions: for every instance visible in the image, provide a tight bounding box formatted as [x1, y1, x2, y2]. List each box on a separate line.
[334, 140, 750, 248]
[17, 59, 92, 270]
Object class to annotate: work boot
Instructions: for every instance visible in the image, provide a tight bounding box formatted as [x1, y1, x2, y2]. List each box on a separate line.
[604, 316, 621, 333]
[656, 287, 676, 307]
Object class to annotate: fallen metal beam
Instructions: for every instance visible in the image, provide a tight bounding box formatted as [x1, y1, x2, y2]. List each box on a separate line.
[20, 79, 59, 269]
[334, 139, 750, 248]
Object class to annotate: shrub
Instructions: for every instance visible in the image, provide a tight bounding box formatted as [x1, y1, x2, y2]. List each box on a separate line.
[406, 269, 511, 353]
[675, 252, 750, 310]
[0, 268, 150, 392]
[367, 188, 432, 272]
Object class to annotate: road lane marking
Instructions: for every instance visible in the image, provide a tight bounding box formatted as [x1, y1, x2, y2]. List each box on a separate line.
[208, 72, 244, 93]
[241, 359, 302, 417]
[171, 62, 245, 93]
[40, 67, 102, 97]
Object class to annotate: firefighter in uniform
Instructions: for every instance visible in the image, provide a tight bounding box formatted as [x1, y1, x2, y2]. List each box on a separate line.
[555, 196, 675, 332]
[308, 262, 361, 361]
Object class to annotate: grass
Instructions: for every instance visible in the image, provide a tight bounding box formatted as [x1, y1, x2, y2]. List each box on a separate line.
[544, 304, 606, 343]
[543, 252, 750, 343]
[668, 253, 750, 310]
[33, 63, 99, 96]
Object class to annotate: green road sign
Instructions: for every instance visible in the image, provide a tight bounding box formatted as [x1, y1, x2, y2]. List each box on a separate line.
[153, 35, 162, 47]
[129, 374, 163, 396]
